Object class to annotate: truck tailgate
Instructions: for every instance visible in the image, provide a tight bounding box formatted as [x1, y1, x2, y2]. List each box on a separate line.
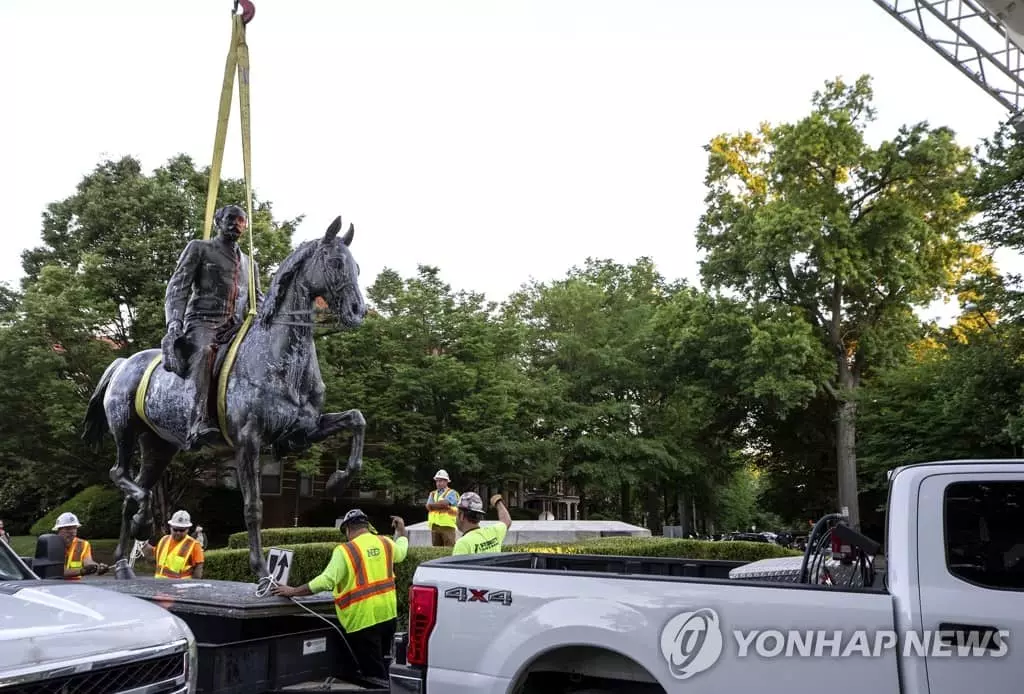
[416, 565, 899, 694]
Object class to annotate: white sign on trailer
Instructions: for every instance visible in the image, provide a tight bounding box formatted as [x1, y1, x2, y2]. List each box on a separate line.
[266, 547, 294, 586]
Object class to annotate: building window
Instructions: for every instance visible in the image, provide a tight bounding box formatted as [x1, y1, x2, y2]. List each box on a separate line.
[261, 460, 282, 496]
[944, 481, 1024, 590]
[299, 472, 313, 498]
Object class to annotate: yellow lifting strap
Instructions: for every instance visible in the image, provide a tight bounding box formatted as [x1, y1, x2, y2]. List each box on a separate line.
[136, 3, 258, 449]
[206, 3, 259, 448]
[134, 353, 163, 434]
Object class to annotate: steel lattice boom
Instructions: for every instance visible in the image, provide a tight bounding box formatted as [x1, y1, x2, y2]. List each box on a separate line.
[872, 0, 1024, 123]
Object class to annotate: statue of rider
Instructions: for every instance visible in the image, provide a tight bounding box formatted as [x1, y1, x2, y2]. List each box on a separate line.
[161, 204, 261, 450]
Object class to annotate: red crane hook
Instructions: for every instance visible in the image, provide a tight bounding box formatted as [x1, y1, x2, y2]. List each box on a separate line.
[232, 0, 255, 25]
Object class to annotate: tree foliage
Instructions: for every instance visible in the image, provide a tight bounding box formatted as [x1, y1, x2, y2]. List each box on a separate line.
[0, 155, 297, 533]
[695, 75, 978, 526]
[5, 75, 1023, 543]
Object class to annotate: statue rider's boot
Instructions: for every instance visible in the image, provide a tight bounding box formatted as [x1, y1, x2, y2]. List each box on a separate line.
[187, 402, 221, 450]
[187, 416, 220, 451]
[185, 351, 220, 450]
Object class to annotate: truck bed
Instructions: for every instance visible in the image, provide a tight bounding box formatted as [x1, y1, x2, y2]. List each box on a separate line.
[418, 551, 884, 592]
[429, 550, 743, 577]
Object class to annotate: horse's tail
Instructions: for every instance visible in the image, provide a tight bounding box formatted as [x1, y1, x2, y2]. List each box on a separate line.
[81, 357, 125, 451]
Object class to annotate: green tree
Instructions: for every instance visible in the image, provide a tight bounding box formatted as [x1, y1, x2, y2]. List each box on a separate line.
[973, 121, 1024, 253]
[513, 258, 674, 525]
[695, 75, 977, 527]
[510, 257, 830, 530]
[647, 289, 831, 532]
[859, 322, 1024, 494]
[963, 120, 1024, 325]
[0, 314, 101, 531]
[20, 154, 297, 350]
[1, 154, 299, 529]
[316, 266, 555, 502]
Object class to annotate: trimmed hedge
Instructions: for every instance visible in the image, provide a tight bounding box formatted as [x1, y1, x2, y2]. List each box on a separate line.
[205, 536, 798, 625]
[518, 536, 799, 561]
[226, 529, 800, 562]
[227, 527, 342, 549]
[31, 486, 124, 538]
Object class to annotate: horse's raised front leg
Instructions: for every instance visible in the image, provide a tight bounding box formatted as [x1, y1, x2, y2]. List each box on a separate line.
[235, 420, 269, 579]
[313, 409, 366, 496]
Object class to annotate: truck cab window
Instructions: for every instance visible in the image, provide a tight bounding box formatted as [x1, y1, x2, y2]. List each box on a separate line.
[944, 481, 1024, 590]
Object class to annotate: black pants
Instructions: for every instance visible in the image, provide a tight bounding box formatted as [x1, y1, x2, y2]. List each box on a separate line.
[344, 618, 396, 679]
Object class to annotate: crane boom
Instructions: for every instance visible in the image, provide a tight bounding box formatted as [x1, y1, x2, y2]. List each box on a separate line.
[871, 0, 1024, 124]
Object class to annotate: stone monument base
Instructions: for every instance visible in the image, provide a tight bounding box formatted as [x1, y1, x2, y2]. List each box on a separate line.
[90, 578, 388, 694]
[406, 519, 651, 547]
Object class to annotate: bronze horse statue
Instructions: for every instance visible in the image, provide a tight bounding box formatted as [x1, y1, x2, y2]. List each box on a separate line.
[81, 216, 367, 580]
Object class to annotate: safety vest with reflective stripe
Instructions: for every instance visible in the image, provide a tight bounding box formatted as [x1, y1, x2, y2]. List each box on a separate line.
[428, 488, 459, 528]
[64, 538, 90, 581]
[154, 534, 198, 579]
[333, 533, 398, 632]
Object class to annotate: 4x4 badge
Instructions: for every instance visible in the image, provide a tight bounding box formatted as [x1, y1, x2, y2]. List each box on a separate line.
[443, 586, 513, 606]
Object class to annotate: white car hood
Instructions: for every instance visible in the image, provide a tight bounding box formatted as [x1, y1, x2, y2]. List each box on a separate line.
[0, 581, 191, 672]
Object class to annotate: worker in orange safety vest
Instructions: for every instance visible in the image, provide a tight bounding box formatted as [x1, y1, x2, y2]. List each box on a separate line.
[424, 468, 460, 547]
[141, 509, 205, 579]
[53, 512, 109, 580]
[271, 509, 409, 680]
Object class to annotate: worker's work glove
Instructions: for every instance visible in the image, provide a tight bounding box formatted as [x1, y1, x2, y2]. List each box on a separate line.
[83, 564, 98, 575]
[96, 563, 109, 575]
[489, 494, 503, 508]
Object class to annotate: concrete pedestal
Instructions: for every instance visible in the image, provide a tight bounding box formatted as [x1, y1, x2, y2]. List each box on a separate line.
[406, 520, 651, 547]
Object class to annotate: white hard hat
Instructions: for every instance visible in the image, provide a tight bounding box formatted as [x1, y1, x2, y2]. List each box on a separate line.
[433, 469, 450, 481]
[168, 510, 193, 529]
[53, 512, 81, 531]
[456, 492, 484, 513]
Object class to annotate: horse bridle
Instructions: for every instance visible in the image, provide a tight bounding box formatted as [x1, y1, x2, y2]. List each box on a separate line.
[267, 281, 359, 329]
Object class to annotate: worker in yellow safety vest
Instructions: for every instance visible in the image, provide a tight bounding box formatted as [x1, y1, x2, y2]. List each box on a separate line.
[141, 509, 205, 579]
[424, 468, 460, 547]
[452, 492, 513, 555]
[271, 509, 409, 680]
[53, 512, 108, 580]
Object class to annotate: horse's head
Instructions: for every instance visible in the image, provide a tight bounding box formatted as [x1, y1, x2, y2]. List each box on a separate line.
[311, 216, 367, 328]
[258, 216, 367, 330]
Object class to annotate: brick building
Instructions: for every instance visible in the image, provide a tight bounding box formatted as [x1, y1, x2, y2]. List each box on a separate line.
[213, 459, 395, 528]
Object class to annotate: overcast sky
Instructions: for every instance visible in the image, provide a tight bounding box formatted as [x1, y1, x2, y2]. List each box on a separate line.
[0, 0, 1016, 324]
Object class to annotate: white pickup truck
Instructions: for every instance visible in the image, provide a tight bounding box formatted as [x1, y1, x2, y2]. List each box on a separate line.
[389, 459, 1024, 694]
[0, 533, 198, 693]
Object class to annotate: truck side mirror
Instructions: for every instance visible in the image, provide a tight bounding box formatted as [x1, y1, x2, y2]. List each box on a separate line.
[31, 533, 66, 579]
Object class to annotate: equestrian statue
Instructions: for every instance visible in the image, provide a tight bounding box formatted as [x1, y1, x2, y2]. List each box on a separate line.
[81, 206, 368, 581]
